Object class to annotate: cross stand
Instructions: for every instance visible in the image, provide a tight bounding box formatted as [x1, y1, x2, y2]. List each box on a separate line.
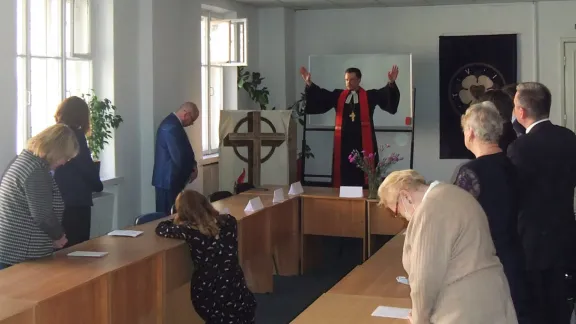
[222, 111, 286, 187]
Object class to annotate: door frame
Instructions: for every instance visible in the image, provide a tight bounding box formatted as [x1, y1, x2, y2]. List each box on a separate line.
[560, 38, 576, 128]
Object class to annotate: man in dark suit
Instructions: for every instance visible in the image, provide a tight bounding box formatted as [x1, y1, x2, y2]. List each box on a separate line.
[152, 102, 199, 215]
[502, 83, 527, 136]
[507, 82, 576, 324]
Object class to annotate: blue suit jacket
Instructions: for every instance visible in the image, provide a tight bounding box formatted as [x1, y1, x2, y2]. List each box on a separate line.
[151, 114, 196, 191]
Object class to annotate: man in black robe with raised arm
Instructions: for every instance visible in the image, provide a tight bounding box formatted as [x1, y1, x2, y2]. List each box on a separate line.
[300, 65, 400, 187]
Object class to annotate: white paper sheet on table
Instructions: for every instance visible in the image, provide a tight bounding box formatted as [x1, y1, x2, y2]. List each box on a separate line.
[273, 188, 285, 203]
[108, 230, 143, 237]
[288, 181, 304, 195]
[244, 197, 264, 212]
[67, 251, 109, 258]
[371, 306, 411, 319]
[339, 186, 363, 198]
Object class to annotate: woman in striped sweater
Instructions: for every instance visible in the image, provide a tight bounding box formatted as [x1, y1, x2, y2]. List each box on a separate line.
[0, 124, 79, 269]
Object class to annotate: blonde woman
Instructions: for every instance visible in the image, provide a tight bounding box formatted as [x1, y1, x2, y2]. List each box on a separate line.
[0, 124, 79, 269]
[378, 170, 517, 324]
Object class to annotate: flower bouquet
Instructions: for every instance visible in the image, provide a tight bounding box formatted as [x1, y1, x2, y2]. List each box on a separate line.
[348, 145, 403, 199]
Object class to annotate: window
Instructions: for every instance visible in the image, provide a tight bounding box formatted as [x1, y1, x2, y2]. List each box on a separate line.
[16, 0, 92, 152]
[200, 13, 247, 156]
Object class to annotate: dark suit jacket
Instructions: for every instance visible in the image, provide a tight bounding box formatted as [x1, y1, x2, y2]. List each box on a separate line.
[151, 114, 196, 192]
[54, 128, 103, 207]
[507, 121, 576, 270]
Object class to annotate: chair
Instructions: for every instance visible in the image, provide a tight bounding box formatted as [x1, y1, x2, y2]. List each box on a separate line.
[208, 191, 233, 202]
[134, 212, 166, 225]
[234, 183, 255, 194]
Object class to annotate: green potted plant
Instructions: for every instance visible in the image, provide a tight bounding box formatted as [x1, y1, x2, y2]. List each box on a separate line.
[82, 90, 123, 172]
[238, 67, 314, 179]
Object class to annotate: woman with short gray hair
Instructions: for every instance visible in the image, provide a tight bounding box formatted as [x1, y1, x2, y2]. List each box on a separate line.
[454, 101, 531, 323]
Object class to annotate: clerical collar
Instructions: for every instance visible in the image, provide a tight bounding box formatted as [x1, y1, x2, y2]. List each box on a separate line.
[345, 90, 359, 104]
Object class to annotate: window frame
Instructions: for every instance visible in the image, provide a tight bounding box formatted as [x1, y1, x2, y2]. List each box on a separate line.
[206, 16, 248, 67]
[16, 0, 93, 152]
[201, 12, 226, 156]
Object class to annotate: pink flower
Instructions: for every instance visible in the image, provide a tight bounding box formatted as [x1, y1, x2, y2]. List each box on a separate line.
[368, 153, 374, 158]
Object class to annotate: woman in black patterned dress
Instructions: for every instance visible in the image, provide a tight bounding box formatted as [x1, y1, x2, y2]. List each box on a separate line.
[155, 190, 256, 324]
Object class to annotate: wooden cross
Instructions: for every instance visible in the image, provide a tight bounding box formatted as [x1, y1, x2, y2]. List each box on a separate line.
[349, 111, 356, 122]
[222, 111, 286, 186]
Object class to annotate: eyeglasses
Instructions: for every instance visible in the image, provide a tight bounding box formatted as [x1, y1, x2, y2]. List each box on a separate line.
[393, 193, 400, 218]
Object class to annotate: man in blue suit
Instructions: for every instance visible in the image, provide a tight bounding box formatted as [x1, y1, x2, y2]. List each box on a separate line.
[152, 102, 199, 214]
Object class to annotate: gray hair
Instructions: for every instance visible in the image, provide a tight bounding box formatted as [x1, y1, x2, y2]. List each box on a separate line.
[461, 101, 504, 144]
[516, 82, 551, 119]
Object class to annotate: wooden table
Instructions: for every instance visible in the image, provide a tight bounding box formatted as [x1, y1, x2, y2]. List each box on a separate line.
[330, 234, 410, 299]
[291, 293, 411, 323]
[239, 186, 300, 276]
[0, 218, 200, 324]
[367, 200, 407, 256]
[299, 187, 367, 272]
[211, 194, 273, 293]
[0, 298, 34, 324]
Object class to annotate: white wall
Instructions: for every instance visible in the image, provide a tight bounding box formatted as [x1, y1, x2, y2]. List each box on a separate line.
[0, 0, 17, 170]
[113, 0, 259, 216]
[256, 1, 576, 182]
[0, 0, 258, 224]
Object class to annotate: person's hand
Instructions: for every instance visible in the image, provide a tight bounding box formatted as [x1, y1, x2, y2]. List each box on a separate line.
[53, 234, 67, 249]
[300, 66, 312, 86]
[188, 168, 198, 183]
[388, 65, 399, 83]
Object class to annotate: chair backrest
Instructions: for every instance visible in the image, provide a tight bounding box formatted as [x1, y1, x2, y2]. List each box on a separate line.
[234, 183, 255, 194]
[134, 212, 166, 225]
[208, 191, 233, 202]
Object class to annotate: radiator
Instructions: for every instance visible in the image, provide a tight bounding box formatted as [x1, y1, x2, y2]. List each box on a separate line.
[202, 162, 219, 196]
[90, 179, 122, 238]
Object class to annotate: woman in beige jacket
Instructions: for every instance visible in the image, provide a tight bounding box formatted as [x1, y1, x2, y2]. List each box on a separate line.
[378, 170, 518, 324]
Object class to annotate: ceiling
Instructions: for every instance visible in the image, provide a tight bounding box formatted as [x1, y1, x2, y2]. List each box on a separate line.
[235, 0, 563, 9]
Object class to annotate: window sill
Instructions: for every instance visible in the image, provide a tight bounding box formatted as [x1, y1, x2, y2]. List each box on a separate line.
[201, 154, 219, 166]
[101, 176, 124, 187]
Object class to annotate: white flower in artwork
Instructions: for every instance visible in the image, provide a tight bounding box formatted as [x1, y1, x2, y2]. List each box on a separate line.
[458, 75, 495, 105]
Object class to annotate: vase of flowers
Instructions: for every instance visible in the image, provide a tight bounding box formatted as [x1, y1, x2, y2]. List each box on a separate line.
[348, 145, 403, 199]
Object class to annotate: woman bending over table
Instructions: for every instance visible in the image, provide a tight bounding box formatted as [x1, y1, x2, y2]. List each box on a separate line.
[155, 190, 256, 324]
[378, 170, 517, 324]
[0, 124, 79, 269]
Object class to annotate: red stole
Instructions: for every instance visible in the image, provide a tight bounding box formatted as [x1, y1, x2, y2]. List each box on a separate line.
[333, 88, 374, 188]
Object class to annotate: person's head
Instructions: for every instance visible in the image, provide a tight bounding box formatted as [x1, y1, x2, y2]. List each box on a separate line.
[26, 124, 79, 170]
[344, 67, 362, 91]
[501, 83, 517, 100]
[175, 102, 199, 127]
[513, 82, 551, 128]
[460, 101, 504, 156]
[377, 169, 428, 221]
[174, 190, 220, 237]
[54, 96, 91, 134]
[479, 89, 514, 121]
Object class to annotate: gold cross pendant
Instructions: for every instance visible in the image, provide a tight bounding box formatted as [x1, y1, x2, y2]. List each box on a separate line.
[349, 111, 356, 122]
